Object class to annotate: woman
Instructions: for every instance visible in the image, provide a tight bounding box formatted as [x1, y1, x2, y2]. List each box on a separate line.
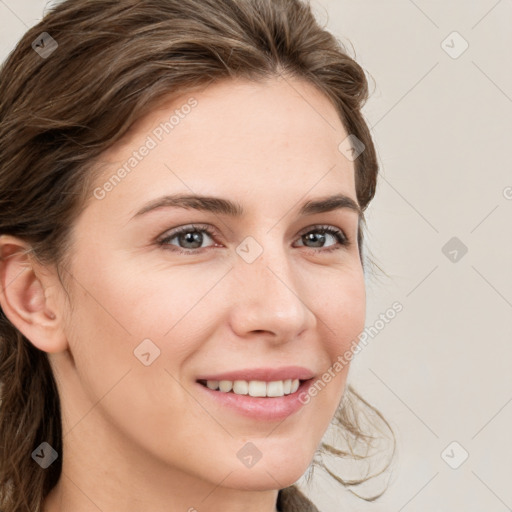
[0, 0, 394, 510]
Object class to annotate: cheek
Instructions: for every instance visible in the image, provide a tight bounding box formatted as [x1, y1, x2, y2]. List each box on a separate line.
[317, 266, 366, 354]
[301, 267, 365, 415]
[64, 251, 226, 373]
[68, 250, 184, 335]
[60, 257, 204, 440]
[323, 273, 365, 378]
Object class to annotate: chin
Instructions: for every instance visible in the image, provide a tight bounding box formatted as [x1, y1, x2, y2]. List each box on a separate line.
[222, 455, 312, 491]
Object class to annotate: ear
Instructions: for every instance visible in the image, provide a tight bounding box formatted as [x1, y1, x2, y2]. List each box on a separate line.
[0, 235, 68, 353]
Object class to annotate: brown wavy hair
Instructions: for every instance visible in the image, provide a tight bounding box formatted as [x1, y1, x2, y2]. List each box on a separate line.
[0, 0, 395, 510]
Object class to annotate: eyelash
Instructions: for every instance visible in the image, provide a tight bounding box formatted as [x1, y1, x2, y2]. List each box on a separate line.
[156, 223, 351, 255]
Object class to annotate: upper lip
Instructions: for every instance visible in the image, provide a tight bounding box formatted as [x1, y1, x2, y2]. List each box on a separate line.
[196, 366, 316, 382]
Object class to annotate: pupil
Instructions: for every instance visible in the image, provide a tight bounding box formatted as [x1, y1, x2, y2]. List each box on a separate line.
[181, 231, 202, 248]
[305, 232, 325, 247]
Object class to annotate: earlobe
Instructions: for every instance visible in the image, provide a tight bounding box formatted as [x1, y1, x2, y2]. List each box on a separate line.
[0, 235, 68, 353]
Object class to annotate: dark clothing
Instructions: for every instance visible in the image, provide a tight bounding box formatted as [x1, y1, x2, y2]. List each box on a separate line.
[277, 485, 321, 512]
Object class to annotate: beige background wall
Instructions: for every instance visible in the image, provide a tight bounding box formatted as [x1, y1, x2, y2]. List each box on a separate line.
[1, 1, 511, 510]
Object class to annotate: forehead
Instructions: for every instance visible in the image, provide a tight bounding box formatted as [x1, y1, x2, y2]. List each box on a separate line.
[88, 76, 357, 218]
[104, 76, 347, 152]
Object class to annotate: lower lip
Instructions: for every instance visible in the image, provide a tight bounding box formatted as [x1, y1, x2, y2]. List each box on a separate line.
[195, 379, 314, 421]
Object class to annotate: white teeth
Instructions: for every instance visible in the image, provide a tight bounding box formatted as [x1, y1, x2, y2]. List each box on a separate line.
[218, 380, 233, 392]
[203, 378, 301, 397]
[266, 380, 284, 397]
[233, 380, 249, 394]
[248, 380, 267, 397]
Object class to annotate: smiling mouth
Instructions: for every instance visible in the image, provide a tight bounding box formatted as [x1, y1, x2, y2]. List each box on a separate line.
[197, 378, 307, 398]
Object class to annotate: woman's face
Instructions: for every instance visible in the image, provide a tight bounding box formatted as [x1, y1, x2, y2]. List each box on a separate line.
[52, 76, 366, 492]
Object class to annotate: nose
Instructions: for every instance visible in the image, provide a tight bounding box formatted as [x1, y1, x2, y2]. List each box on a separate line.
[227, 241, 316, 343]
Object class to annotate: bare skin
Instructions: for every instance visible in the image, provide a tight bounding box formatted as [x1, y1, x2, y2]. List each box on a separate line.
[0, 75, 365, 512]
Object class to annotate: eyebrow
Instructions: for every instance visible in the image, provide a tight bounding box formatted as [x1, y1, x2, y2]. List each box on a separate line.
[132, 193, 362, 219]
